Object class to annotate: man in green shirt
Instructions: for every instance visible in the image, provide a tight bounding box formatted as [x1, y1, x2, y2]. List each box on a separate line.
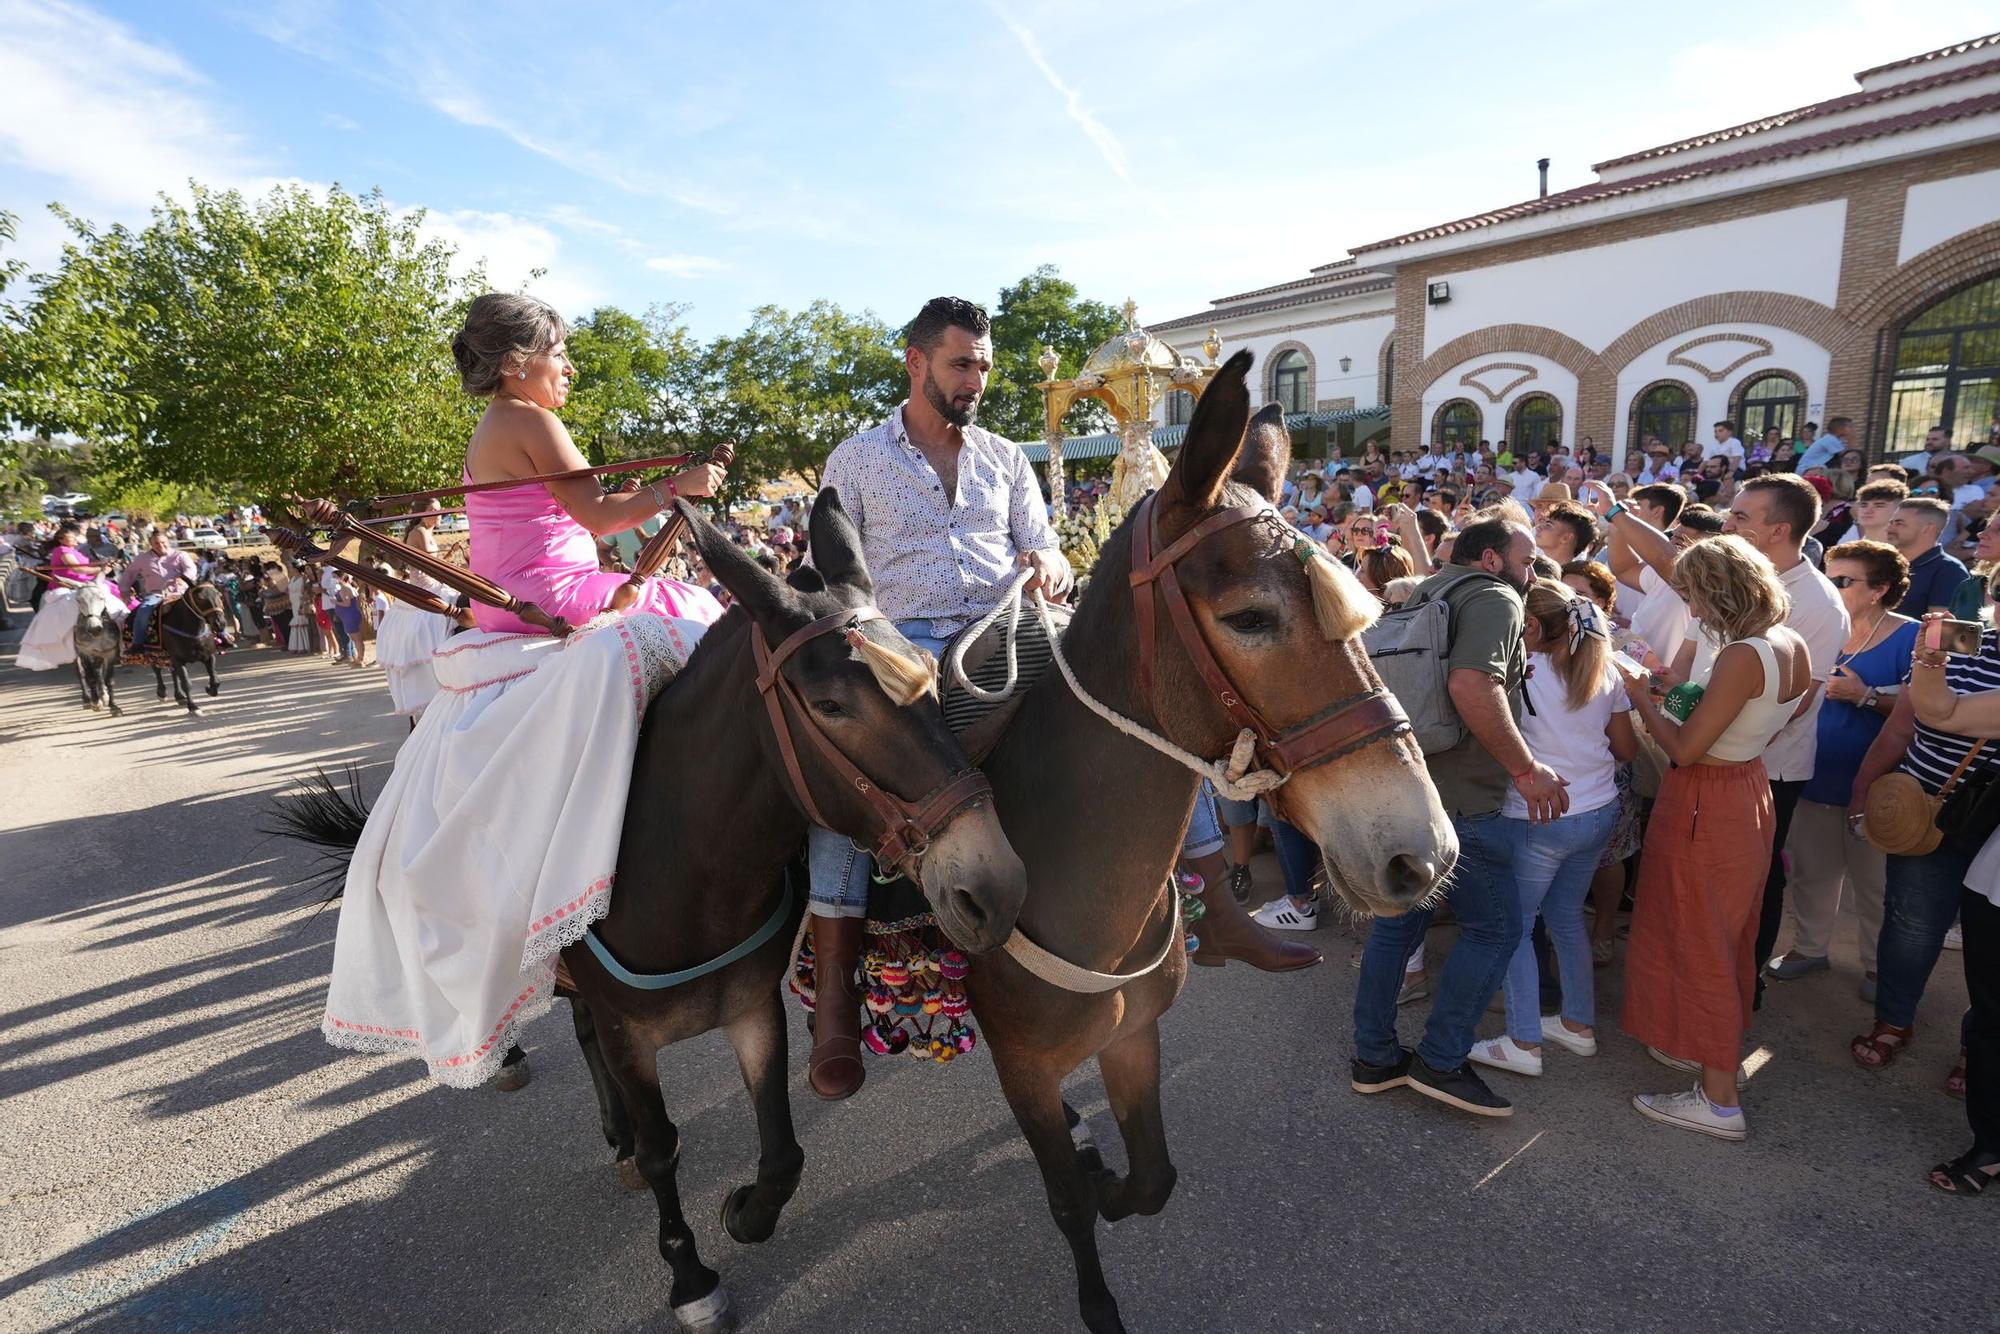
[1351, 516, 1568, 1117]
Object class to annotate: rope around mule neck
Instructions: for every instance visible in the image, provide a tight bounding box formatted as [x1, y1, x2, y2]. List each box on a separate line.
[945, 567, 1287, 802]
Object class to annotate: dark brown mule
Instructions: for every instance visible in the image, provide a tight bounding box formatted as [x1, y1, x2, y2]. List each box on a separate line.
[560, 493, 1026, 1331]
[971, 350, 1456, 1332]
[152, 581, 233, 714]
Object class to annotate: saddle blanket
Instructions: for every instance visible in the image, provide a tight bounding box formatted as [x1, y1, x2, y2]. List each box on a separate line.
[321, 612, 701, 1087]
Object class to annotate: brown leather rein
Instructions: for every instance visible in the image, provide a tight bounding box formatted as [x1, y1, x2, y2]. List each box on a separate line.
[1128, 492, 1411, 778]
[752, 608, 992, 881]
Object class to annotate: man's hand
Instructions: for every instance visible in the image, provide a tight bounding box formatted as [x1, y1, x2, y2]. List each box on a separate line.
[1018, 549, 1068, 599]
[1512, 761, 1571, 825]
[1577, 480, 1614, 518]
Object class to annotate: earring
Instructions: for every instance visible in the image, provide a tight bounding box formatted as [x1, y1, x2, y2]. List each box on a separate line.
[518, 370, 527, 380]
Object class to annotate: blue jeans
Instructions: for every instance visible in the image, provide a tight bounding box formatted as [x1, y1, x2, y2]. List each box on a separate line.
[1185, 782, 1225, 860]
[1876, 845, 1975, 1029]
[1503, 804, 1618, 1047]
[1214, 791, 1270, 831]
[1354, 810, 1520, 1071]
[1271, 816, 1320, 900]
[128, 592, 163, 645]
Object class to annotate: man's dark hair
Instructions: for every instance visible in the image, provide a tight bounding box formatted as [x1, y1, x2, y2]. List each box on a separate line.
[1676, 504, 1726, 535]
[1631, 482, 1687, 526]
[1541, 500, 1597, 557]
[1827, 416, 1851, 432]
[1715, 419, 1738, 434]
[1414, 507, 1448, 550]
[1453, 515, 1517, 569]
[1742, 472, 1821, 546]
[905, 297, 990, 352]
[1437, 487, 1462, 509]
[1856, 478, 1909, 503]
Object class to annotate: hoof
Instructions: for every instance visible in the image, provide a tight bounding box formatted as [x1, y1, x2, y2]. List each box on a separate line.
[720, 1184, 775, 1246]
[205, 684, 219, 696]
[616, 1156, 647, 1191]
[108, 707, 123, 717]
[672, 1288, 735, 1332]
[493, 1058, 531, 1092]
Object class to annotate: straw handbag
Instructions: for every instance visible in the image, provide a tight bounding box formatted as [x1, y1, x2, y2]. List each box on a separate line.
[1864, 742, 1985, 856]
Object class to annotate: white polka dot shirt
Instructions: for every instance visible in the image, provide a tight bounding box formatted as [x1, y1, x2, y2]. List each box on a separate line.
[821, 404, 1070, 636]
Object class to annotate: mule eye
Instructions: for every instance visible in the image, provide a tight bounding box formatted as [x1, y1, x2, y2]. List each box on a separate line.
[1222, 609, 1274, 633]
[812, 699, 846, 718]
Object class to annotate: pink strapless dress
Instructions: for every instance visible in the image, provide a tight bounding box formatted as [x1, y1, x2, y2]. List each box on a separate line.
[464, 472, 723, 634]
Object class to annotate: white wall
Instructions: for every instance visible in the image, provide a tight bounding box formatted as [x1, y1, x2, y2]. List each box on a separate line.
[1419, 351, 1579, 449]
[1151, 297, 1395, 425]
[1611, 322, 1832, 456]
[1421, 201, 1848, 356]
[1899, 166, 2000, 264]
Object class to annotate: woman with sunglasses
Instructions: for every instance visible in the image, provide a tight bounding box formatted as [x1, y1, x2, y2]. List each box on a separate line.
[1769, 541, 1917, 1000]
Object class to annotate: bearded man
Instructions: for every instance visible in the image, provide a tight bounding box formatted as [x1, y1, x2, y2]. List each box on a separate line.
[803, 297, 1316, 1100]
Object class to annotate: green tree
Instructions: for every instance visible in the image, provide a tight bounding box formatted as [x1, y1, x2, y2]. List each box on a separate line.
[0, 211, 41, 514]
[982, 265, 1123, 444]
[561, 303, 702, 466]
[697, 301, 903, 503]
[2, 184, 482, 505]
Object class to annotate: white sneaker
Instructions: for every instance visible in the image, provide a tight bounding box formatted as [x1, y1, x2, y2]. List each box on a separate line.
[1944, 923, 1963, 952]
[1252, 896, 1319, 932]
[1540, 1016, 1598, 1056]
[1633, 1083, 1746, 1141]
[1646, 1046, 1746, 1089]
[1467, 1035, 1543, 1077]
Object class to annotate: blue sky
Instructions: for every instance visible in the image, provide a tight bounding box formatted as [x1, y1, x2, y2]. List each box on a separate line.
[1, 0, 1992, 339]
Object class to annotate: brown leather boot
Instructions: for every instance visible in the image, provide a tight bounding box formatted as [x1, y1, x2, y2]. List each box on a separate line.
[1191, 874, 1322, 972]
[808, 914, 867, 1100]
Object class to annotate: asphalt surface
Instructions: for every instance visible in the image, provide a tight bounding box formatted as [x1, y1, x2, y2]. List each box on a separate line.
[0, 625, 1988, 1333]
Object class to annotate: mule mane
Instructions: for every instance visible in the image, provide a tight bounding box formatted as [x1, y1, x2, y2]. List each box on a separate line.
[666, 600, 937, 708]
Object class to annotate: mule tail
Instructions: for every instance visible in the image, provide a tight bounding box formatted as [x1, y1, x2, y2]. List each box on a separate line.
[265, 765, 372, 902]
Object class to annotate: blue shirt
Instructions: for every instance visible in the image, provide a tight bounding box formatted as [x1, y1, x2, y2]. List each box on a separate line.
[1804, 619, 1918, 806]
[1898, 544, 1970, 616]
[1796, 432, 1844, 472]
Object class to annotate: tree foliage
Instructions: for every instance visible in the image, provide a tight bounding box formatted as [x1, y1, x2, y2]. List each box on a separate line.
[561, 304, 702, 466]
[982, 264, 1123, 444]
[1, 184, 480, 504]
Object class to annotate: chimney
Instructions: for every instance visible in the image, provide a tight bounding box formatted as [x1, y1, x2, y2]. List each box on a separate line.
[1537, 157, 1550, 198]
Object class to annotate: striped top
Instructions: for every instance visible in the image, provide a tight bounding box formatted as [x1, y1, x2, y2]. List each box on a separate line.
[1900, 628, 2000, 794]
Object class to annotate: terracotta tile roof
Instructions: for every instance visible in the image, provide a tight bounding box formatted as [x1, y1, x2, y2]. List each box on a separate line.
[1352, 88, 2000, 254]
[1152, 276, 1394, 332]
[1855, 31, 2000, 81]
[1207, 265, 1384, 305]
[1594, 53, 2000, 171]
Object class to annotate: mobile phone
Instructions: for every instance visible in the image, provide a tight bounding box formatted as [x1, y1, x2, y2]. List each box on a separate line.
[1924, 618, 1984, 655]
[1612, 649, 1649, 677]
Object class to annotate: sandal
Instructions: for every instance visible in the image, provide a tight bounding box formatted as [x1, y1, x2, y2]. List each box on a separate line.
[1850, 1021, 1913, 1069]
[1927, 1148, 2000, 1196]
[1946, 1049, 1968, 1100]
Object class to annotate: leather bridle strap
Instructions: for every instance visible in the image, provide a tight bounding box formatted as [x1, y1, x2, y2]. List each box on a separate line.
[752, 610, 992, 876]
[1126, 492, 1411, 778]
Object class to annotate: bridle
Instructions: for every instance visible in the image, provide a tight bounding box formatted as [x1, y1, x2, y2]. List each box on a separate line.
[752, 607, 992, 883]
[1127, 491, 1411, 779]
[163, 583, 234, 646]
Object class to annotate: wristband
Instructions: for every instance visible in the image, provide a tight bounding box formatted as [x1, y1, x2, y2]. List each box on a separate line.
[646, 482, 668, 508]
[1605, 502, 1626, 521]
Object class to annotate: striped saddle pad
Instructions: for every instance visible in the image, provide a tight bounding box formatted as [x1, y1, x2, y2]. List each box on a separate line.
[938, 602, 1071, 735]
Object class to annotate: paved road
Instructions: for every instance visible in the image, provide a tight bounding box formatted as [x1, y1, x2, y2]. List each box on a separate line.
[0, 631, 1984, 1333]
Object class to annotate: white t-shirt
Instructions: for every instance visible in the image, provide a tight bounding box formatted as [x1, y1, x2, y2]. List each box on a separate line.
[1707, 436, 1746, 469]
[1350, 483, 1375, 512]
[1504, 653, 1631, 819]
[1687, 557, 1849, 782]
[1627, 564, 1692, 668]
[1508, 469, 1544, 501]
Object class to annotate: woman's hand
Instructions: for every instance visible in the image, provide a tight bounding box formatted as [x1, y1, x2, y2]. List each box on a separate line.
[1826, 662, 1870, 704]
[672, 460, 728, 499]
[1913, 612, 1949, 670]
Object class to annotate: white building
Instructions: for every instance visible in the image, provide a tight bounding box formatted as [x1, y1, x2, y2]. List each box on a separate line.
[1150, 31, 2000, 463]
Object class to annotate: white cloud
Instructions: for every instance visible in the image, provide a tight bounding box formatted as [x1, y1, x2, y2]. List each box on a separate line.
[643, 253, 726, 279]
[984, 1, 1132, 183]
[0, 0, 258, 210]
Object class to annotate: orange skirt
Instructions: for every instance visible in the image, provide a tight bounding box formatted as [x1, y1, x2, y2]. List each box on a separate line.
[1620, 759, 1774, 1071]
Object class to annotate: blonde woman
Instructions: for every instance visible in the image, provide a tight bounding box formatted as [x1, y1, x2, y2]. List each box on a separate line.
[1470, 579, 1636, 1079]
[1614, 536, 1810, 1140]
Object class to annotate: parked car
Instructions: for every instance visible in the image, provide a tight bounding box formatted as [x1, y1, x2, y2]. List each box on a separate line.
[190, 528, 228, 551]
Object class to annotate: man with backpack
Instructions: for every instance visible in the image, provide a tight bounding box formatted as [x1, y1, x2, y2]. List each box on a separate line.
[1351, 515, 1569, 1117]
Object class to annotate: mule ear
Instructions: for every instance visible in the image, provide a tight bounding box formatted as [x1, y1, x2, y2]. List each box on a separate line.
[1161, 349, 1251, 514]
[808, 487, 873, 597]
[1234, 403, 1292, 504]
[681, 499, 806, 630]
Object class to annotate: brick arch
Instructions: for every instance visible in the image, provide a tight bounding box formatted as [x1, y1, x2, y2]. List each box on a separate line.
[1599, 291, 1853, 372]
[1412, 323, 1601, 384]
[1377, 329, 1396, 409]
[1264, 340, 1316, 409]
[1730, 367, 1808, 439]
[1626, 377, 1700, 451]
[1837, 220, 2000, 452]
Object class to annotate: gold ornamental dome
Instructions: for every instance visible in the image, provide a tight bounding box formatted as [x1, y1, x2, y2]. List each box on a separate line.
[1080, 298, 1184, 379]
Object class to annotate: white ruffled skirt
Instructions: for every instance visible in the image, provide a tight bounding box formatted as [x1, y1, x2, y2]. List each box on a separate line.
[375, 602, 455, 716]
[16, 583, 120, 670]
[321, 612, 703, 1087]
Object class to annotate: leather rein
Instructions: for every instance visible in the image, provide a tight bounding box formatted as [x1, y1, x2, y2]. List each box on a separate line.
[1128, 492, 1411, 781]
[753, 608, 992, 883]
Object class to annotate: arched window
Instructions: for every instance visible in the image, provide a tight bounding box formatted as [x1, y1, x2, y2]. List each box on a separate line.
[1733, 373, 1804, 442]
[1273, 349, 1312, 414]
[1508, 394, 1563, 453]
[1432, 398, 1481, 448]
[1165, 390, 1193, 426]
[1887, 275, 2000, 453]
[1633, 382, 1694, 449]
